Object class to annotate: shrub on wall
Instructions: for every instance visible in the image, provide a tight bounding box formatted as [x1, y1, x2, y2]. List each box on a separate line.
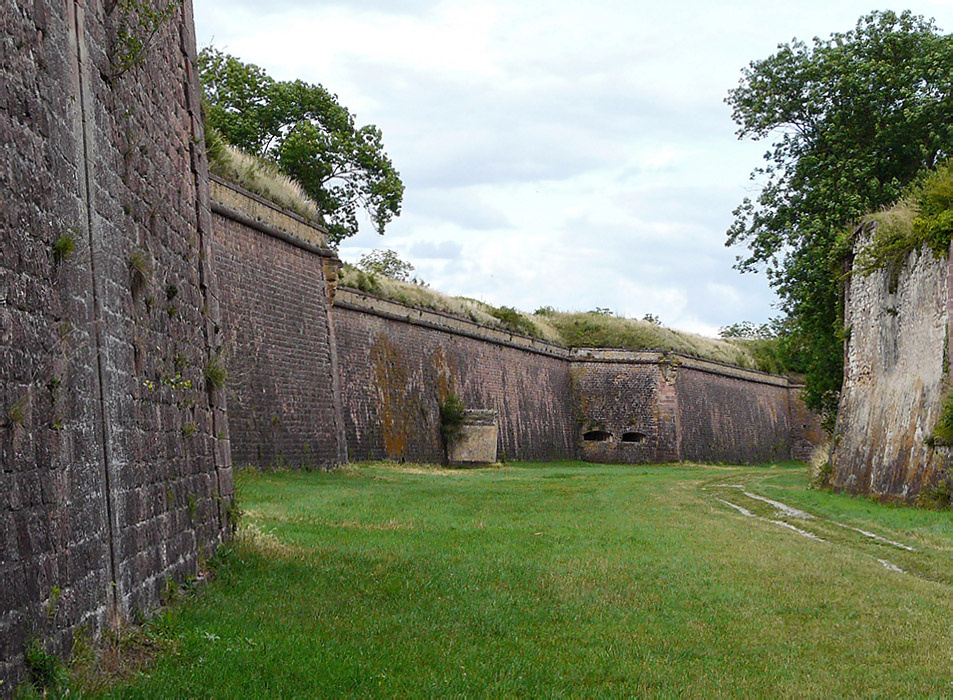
[439, 393, 466, 459]
[856, 162, 953, 276]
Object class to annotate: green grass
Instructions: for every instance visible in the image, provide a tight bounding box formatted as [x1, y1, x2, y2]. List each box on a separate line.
[206, 126, 323, 224]
[855, 161, 953, 277]
[337, 267, 777, 371]
[92, 461, 953, 697]
[542, 310, 761, 368]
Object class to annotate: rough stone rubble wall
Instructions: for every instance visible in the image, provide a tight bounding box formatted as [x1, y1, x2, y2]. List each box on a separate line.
[210, 179, 346, 469]
[1, 0, 231, 689]
[831, 233, 951, 498]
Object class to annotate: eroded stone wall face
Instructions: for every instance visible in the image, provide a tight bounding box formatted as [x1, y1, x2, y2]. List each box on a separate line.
[789, 387, 825, 462]
[676, 367, 793, 464]
[1, 0, 230, 688]
[332, 297, 576, 463]
[831, 238, 950, 498]
[211, 184, 346, 469]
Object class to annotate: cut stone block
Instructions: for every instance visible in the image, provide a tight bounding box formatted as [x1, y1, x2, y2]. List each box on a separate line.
[449, 410, 498, 465]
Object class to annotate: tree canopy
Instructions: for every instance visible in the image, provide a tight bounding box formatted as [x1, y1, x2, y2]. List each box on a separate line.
[726, 10, 953, 421]
[198, 48, 404, 246]
[357, 249, 416, 282]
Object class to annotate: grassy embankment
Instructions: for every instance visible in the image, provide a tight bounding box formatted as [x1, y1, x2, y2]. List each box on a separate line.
[338, 266, 790, 374]
[72, 461, 953, 697]
[203, 130, 791, 376]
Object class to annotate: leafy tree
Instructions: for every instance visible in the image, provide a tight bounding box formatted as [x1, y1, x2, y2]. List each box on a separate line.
[357, 249, 415, 281]
[726, 10, 953, 422]
[718, 321, 774, 340]
[719, 319, 807, 377]
[199, 48, 404, 246]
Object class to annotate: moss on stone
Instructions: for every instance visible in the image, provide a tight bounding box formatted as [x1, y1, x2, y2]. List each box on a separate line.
[932, 392, 953, 445]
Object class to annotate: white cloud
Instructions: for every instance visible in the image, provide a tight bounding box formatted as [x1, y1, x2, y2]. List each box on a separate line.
[194, 0, 953, 336]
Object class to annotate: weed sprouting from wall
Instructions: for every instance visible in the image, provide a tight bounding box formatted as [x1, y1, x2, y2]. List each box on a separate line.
[108, 0, 182, 79]
[218, 493, 242, 533]
[439, 393, 465, 447]
[931, 392, 953, 446]
[129, 248, 152, 297]
[439, 393, 466, 465]
[204, 358, 227, 392]
[43, 586, 61, 622]
[7, 392, 30, 428]
[52, 232, 77, 263]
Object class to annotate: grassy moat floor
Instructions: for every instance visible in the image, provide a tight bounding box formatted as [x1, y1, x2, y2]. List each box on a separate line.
[84, 461, 953, 697]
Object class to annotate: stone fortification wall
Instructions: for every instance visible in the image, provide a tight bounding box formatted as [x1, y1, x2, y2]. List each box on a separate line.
[210, 178, 346, 469]
[569, 350, 814, 464]
[1, 0, 231, 689]
[332, 289, 576, 463]
[675, 359, 798, 464]
[569, 351, 678, 463]
[208, 181, 820, 469]
[831, 231, 952, 498]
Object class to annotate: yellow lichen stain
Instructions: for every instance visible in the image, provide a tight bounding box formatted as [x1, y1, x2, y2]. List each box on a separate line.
[569, 366, 591, 427]
[370, 334, 411, 459]
[431, 346, 454, 404]
[658, 356, 679, 385]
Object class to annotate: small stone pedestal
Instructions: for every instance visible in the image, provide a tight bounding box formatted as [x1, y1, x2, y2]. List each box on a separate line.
[449, 409, 498, 466]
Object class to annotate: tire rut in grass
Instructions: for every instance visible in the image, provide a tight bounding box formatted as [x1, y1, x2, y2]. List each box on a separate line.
[702, 482, 927, 580]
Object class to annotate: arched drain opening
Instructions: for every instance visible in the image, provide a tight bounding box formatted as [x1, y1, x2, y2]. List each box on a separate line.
[583, 430, 612, 442]
[621, 432, 646, 443]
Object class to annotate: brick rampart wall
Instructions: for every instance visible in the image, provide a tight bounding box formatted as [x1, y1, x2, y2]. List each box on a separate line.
[332, 289, 576, 462]
[567, 350, 815, 464]
[569, 354, 672, 463]
[1, 0, 230, 690]
[675, 364, 794, 464]
[210, 179, 346, 469]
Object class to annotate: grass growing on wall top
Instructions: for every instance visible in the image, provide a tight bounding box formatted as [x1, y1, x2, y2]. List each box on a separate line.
[338, 264, 768, 370]
[855, 161, 953, 276]
[541, 309, 761, 368]
[92, 462, 953, 697]
[337, 263, 562, 338]
[206, 124, 322, 223]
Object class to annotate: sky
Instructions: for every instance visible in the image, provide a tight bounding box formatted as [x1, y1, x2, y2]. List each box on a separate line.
[194, 0, 953, 336]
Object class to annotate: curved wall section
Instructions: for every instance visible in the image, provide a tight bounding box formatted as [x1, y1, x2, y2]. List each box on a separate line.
[831, 229, 952, 498]
[210, 178, 347, 469]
